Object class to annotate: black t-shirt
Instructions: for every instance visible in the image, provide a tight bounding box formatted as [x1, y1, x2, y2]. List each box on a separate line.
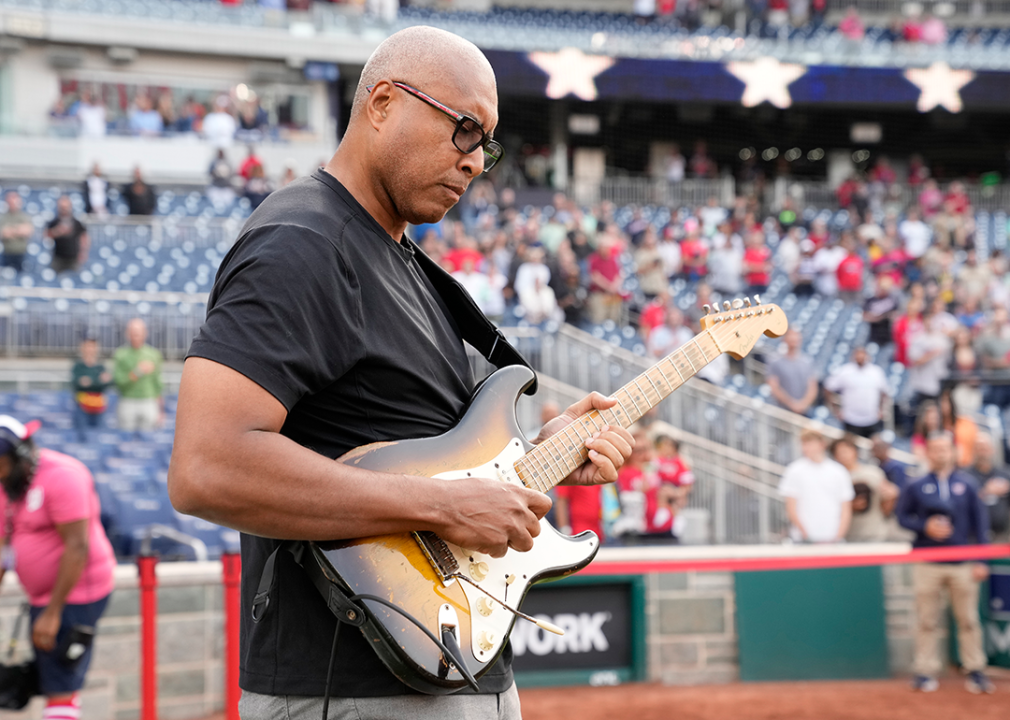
[46, 216, 86, 259]
[188, 169, 513, 697]
[863, 293, 899, 346]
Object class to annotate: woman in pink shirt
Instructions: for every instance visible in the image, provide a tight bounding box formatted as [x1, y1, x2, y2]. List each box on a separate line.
[0, 416, 115, 720]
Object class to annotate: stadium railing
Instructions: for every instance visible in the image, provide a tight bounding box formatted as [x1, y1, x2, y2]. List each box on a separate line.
[579, 176, 735, 209]
[510, 372, 789, 544]
[768, 180, 1010, 214]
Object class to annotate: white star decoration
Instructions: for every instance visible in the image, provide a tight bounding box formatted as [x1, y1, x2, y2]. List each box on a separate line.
[725, 57, 807, 109]
[904, 62, 975, 113]
[527, 48, 616, 101]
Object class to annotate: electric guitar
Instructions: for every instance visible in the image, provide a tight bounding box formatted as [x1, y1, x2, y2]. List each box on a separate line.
[308, 297, 787, 693]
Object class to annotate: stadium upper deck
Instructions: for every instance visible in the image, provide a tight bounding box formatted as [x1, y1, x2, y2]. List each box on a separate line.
[4, 0, 1010, 69]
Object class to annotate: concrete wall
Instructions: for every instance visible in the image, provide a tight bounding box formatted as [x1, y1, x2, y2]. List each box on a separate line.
[0, 562, 225, 720]
[0, 556, 929, 720]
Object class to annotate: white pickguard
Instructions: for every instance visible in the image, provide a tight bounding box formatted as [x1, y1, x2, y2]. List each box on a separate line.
[432, 438, 598, 663]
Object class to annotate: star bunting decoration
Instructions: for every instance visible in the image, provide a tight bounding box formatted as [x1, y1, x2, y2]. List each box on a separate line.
[725, 57, 807, 109]
[527, 48, 616, 102]
[903, 62, 975, 113]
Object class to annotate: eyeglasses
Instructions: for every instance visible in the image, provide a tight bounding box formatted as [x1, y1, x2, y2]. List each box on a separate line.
[367, 81, 504, 172]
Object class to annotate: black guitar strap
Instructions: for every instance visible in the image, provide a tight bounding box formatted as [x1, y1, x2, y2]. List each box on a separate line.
[406, 237, 538, 397]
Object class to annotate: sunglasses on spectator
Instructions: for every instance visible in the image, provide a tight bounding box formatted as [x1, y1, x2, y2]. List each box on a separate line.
[367, 81, 504, 172]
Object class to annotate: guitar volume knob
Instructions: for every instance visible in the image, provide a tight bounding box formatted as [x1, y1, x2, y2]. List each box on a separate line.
[476, 597, 495, 616]
[478, 631, 496, 651]
[469, 561, 489, 582]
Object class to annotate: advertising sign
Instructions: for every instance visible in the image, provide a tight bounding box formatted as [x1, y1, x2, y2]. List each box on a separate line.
[512, 575, 646, 687]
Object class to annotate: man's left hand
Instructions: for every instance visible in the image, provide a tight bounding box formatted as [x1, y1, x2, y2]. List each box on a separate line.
[32, 607, 61, 652]
[534, 392, 634, 487]
[972, 563, 990, 583]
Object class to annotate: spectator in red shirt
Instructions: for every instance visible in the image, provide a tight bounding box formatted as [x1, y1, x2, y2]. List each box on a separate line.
[680, 220, 709, 281]
[893, 295, 925, 367]
[870, 156, 897, 186]
[871, 235, 907, 287]
[689, 140, 717, 179]
[808, 217, 830, 249]
[638, 290, 669, 341]
[613, 428, 678, 544]
[836, 175, 859, 210]
[908, 154, 930, 187]
[442, 236, 484, 273]
[743, 229, 772, 296]
[587, 234, 626, 324]
[903, 15, 923, 42]
[836, 234, 865, 304]
[554, 484, 603, 539]
[238, 145, 263, 181]
[944, 181, 971, 216]
[839, 5, 865, 40]
[655, 434, 695, 517]
[918, 179, 943, 219]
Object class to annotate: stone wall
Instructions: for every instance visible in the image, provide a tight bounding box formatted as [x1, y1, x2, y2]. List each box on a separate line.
[646, 571, 739, 685]
[0, 562, 225, 720]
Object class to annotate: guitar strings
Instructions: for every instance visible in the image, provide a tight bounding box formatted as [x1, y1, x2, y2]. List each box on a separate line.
[515, 304, 779, 492]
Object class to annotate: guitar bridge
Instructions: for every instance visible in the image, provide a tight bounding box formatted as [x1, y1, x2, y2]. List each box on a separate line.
[413, 531, 460, 583]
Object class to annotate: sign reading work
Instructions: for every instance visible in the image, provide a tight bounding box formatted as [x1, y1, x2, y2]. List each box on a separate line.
[511, 576, 646, 686]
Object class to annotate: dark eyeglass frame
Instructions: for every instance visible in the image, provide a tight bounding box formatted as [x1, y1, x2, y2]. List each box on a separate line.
[366, 81, 504, 172]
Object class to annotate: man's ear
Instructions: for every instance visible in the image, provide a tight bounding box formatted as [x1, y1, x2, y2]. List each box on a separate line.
[365, 80, 394, 130]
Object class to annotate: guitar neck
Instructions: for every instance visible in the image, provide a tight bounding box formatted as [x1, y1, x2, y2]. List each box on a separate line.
[514, 331, 721, 494]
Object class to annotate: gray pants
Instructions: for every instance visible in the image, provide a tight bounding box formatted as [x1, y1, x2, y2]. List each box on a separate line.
[239, 683, 522, 720]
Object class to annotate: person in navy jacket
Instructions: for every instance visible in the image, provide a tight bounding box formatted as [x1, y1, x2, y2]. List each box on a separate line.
[896, 431, 995, 695]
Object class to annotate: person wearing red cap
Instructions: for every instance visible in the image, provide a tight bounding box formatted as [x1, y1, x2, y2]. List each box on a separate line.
[0, 416, 115, 720]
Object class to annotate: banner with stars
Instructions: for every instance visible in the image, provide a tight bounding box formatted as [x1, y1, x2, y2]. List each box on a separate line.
[483, 49, 1010, 112]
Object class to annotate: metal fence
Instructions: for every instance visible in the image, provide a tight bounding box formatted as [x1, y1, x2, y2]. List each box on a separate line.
[769, 180, 1010, 213]
[586, 177, 736, 209]
[499, 371, 789, 545]
[0, 289, 208, 360]
[826, 0, 1010, 16]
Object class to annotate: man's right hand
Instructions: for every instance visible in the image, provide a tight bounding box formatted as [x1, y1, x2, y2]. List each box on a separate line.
[435, 478, 552, 559]
[924, 515, 953, 541]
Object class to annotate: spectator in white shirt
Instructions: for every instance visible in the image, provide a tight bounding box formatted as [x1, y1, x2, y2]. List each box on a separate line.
[813, 239, 846, 296]
[908, 308, 952, 417]
[900, 207, 932, 260]
[75, 90, 107, 138]
[451, 256, 493, 317]
[202, 95, 238, 149]
[824, 346, 891, 437]
[779, 429, 855, 543]
[648, 306, 692, 359]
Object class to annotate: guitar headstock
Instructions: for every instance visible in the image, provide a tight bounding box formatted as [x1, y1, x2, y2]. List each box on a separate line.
[699, 295, 788, 360]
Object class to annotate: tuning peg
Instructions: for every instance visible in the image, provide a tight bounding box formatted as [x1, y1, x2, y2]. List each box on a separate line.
[754, 294, 762, 305]
[722, 301, 731, 311]
[703, 304, 711, 314]
[732, 298, 744, 310]
[743, 297, 752, 307]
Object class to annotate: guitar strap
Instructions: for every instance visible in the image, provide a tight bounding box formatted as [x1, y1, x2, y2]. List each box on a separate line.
[406, 237, 538, 396]
[251, 239, 537, 625]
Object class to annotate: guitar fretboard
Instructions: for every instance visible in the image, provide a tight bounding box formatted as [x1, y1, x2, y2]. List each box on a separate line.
[514, 331, 721, 493]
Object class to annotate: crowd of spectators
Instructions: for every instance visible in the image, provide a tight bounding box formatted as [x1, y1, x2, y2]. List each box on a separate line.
[50, 89, 276, 145]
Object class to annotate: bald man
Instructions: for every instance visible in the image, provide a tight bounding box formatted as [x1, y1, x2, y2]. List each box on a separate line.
[168, 27, 632, 719]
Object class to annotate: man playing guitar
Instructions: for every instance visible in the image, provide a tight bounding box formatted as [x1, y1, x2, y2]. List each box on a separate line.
[168, 26, 633, 720]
